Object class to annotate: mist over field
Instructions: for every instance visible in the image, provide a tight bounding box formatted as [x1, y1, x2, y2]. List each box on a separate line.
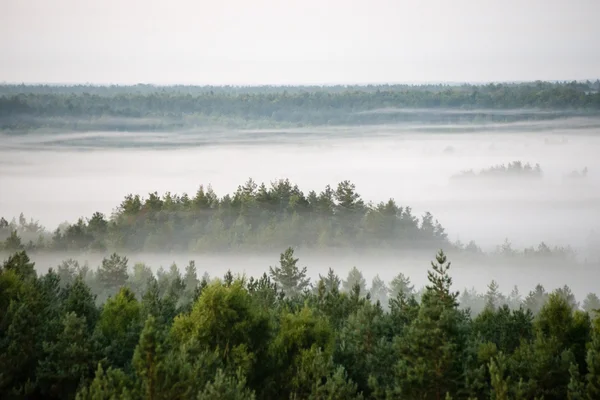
[2, 116, 599, 248]
[2, 112, 600, 299]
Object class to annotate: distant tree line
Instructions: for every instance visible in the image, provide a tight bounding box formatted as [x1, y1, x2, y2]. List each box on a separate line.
[451, 161, 544, 181]
[0, 178, 582, 266]
[1, 247, 600, 399]
[0, 179, 449, 253]
[2, 81, 600, 131]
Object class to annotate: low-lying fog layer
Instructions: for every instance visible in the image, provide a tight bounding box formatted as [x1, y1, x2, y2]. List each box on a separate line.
[5, 250, 599, 303]
[2, 117, 599, 251]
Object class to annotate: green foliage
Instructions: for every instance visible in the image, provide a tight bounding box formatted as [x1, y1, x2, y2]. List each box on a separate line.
[76, 364, 133, 400]
[269, 247, 310, 297]
[171, 279, 271, 385]
[318, 268, 341, 294]
[197, 369, 256, 400]
[489, 352, 510, 400]
[392, 250, 466, 400]
[96, 253, 129, 297]
[3, 179, 452, 253]
[37, 312, 97, 399]
[586, 320, 600, 399]
[568, 362, 584, 400]
[95, 287, 142, 370]
[1, 248, 599, 399]
[132, 315, 162, 400]
[61, 276, 100, 332]
[342, 267, 367, 296]
[472, 306, 534, 354]
[389, 272, 414, 299]
[583, 293, 600, 318]
[269, 306, 334, 398]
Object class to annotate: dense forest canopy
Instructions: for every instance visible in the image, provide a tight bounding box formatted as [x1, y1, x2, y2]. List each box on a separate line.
[1, 247, 600, 399]
[1, 81, 600, 131]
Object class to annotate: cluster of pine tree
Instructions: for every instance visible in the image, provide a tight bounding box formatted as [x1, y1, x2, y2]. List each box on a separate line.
[1, 247, 599, 399]
[1, 179, 449, 253]
[451, 161, 544, 181]
[0, 179, 582, 267]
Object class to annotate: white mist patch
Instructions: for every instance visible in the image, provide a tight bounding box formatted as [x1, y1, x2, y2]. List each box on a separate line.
[1, 119, 599, 251]
[15, 250, 600, 304]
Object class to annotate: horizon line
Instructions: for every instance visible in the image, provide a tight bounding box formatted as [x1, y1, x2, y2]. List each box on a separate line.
[1, 79, 599, 88]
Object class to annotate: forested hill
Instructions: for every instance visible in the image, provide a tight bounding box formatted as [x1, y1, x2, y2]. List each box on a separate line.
[1, 81, 600, 131]
[0, 178, 580, 265]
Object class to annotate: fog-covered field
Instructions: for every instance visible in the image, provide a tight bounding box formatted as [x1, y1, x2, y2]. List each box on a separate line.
[1, 116, 600, 297]
[2, 118, 599, 245]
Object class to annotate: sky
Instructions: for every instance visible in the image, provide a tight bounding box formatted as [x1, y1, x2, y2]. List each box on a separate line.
[1, 0, 599, 85]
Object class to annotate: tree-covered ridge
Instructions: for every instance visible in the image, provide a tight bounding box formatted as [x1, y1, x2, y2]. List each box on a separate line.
[1, 81, 600, 131]
[0, 178, 586, 265]
[0, 179, 449, 253]
[1, 248, 600, 399]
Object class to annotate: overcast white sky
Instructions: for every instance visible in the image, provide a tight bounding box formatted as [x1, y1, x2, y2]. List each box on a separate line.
[1, 0, 599, 85]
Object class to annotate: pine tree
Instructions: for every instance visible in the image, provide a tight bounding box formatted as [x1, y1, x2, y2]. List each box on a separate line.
[484, 280, 504, 311]
[76, 364, 133, 400]
[489, 353, 509, 400]
[426, 250, 459, 308]
[197, 369, 256, 400]
[554, 285, 579, 310]
[507, 285, 523, 309]
[567, 362, 584, 400]
[56, 258, 81, 288]
[393, 250, 465, 399]
[369, 275, 388, 306]
[133, 316, 162, 400]
[524, 284, 549, 315]
[389, 272, 414, 299]
[342, 267, 367, 296]
[183, 260, 200, 292]
[318, 267, 341, 293]
[582, 293, 600, 317]
[60, 276, 99, 332]
[37, 312, 97, 399]
[96, 287, 142, 370]
[96, 253, 129, 293]
[269, 247, 310, 297]
[2, 250, 37, 281]
[586, 322, 600, 399]
[4, 230, 24, 252]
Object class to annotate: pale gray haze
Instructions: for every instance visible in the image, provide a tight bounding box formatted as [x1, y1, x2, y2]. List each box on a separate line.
[1, 0, 600, 84]
[2, 120, 600, 298]
[1, 0, 600, 301]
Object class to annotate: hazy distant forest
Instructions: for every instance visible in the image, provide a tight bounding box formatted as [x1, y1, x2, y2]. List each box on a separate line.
[1, 81, 600, 131]
[0, 177, 588, 264]
[2, 81, 600, 399]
